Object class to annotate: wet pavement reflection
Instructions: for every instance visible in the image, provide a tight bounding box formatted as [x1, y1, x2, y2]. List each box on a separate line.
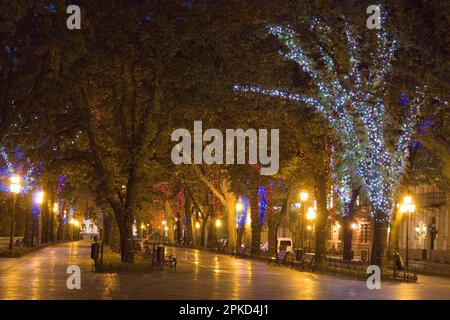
[0, 241, 449, 300]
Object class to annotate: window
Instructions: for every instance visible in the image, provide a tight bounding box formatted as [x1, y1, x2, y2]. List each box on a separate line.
[359, 223, 370, 244]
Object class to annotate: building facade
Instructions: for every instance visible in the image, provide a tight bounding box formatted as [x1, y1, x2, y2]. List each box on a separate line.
[261, 184, 449, 263]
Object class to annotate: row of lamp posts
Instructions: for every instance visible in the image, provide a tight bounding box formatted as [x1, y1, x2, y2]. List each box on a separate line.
[136, 192, 418, 261]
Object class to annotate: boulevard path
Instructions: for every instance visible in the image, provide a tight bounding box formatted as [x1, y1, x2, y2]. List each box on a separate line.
[0, 241, 449, 299]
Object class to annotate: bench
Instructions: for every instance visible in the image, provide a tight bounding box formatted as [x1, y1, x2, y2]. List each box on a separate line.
[268, 251, 288, 266]
[325, 261, 366, 279]
[143, 244, 154, 258]
[291, 255, 314, 271]
[216, 240, 228, 254]
[160, 255, 177, 271]
[232, 246, 245, 258]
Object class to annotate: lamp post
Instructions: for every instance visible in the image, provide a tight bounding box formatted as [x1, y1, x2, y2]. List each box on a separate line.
[400, 195, 416, 268]
[306, 207, 316, 253]
[9, 175, 22, 256]
[299, 192, 308, 251]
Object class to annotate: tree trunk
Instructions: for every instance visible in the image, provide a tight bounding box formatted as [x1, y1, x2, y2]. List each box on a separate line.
[224, 192, 237, 253]
[314, 173, 328, 265]
[24, 193, 33, 247]
[110, 215, 120, 252]
[164, 200, 175, 243]
[117, 210, 135, 263]
[342, 215, 353, 261]
[48, 199, 55, 241]
[389, 209, 400, 258]
[268, 197, 288, 255]
[237, 221, 245, 249]
[371, 211, 389, 271]
[207, 221, 217, 248]
[343, 187, 360, 261]
[42, 203, 48, 243]
[249, 188, 261, 256]
[43, 182, 54, 243]
[57, 202, 64, 241]
[268, 219, 278, 256]
[200, 217, 208, 247]
[182, 185, 196, 246]
[184, 200, 194, 246]
[176, 219, 182, 243]
[103, 213, 112, 245]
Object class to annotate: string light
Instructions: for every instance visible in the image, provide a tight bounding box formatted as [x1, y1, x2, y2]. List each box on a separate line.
[234, 8, 439, 221]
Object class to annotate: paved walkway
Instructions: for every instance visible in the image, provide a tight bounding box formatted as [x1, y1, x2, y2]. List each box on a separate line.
[0, 241, 449, 299]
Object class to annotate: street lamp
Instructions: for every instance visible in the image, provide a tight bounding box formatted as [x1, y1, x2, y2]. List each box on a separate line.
[236, 201, 243, 211]
[215, 219, 222, 228]
[9, 175, 22, 255]
[306, 207, 316, 220]
[306, 207, 316, 253]
[299, 192, 308, 202]
[35, 191, 44, 205]
[400, 195, 416, 268]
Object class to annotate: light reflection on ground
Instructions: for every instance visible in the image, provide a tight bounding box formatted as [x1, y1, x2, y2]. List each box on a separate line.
[0, 241, 449, 300]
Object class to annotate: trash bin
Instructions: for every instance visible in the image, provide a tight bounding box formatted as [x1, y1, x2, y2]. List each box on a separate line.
[295, 249, 303, 261]
[156, 246, 165, 262]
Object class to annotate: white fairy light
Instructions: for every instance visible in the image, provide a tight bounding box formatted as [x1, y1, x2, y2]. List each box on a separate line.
[234, 7, 443, 221]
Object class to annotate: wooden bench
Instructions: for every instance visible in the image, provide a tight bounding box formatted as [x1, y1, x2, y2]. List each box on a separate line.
[268, 251, 288, 266]
[324, 260, 368, 279]
[216, 240, 228, 254]
[291, 255, 314, 271]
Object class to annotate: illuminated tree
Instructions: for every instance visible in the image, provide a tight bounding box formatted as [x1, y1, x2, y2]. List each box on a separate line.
[235, 10, 429, 268]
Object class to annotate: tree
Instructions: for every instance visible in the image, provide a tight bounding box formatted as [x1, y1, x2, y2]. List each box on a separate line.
[17, 2, 221, 262]
[235, 5, 428, 269]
